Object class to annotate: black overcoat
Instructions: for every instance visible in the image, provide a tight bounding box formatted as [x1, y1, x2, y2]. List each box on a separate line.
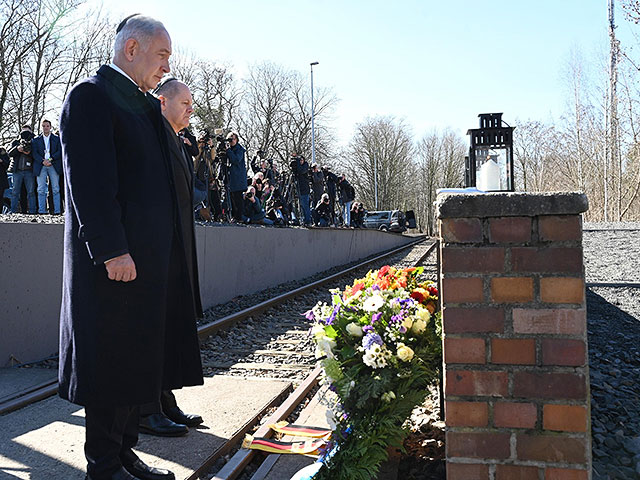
[58, 65, 203, 407]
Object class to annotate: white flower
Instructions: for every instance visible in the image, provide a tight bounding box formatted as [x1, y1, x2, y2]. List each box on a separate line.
[346, 289, 363, 304]
[362, 344, 391, 369]
[346, 322, 363, 337]
[381, 391, 396, 403]
[362, 295, 385, 312]
[315, 336, 337, 359]
[411, 319, 427, 334]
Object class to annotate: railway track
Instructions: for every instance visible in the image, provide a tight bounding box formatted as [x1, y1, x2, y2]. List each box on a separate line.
[0, 238, 438, 480]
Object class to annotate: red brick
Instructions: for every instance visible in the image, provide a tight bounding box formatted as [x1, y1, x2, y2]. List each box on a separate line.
[447, 463, 489, 480]
[513, 308, 585, 335]
[491, 277, 534, 303]
[445, 401, 489, 427]
[542, 338, 586, 366]
[447, 431, 510, 459]
[543, 404, 587, 432]
[517, 433, 587, 463]
[442, 277, 484, 303]
[513, 372, 586, 400]
[539, 215, 582, 242]
[446, 370, 509, 396]
[441, 218, 483, 243]
[493, 402, 537, 428]
[442, 247, 505, 273]
[540, 277, 584, 304]
[489, 217, 532, 243]
[491, 338, 536, 365]
[511, 247, 582, 273]
[443, 307, 504, 334]
[545, 468, 588, 480]
[444, 337, 486, 364]
[495, 465, 539, 480]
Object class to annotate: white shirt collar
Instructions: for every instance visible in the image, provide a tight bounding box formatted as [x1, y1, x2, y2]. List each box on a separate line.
[108, 63, 141, 90]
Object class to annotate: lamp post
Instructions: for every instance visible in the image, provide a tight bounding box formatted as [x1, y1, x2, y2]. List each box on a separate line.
[310, 61, 319, 166]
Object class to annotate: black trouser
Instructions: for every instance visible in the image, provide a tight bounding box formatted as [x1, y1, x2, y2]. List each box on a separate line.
[140, 390, 178, 416]
[84, 405, 140, 479]
[231, 190, 244, 222]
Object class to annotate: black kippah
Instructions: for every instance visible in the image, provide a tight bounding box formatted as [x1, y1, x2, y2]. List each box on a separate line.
[116, 13, 142, 34]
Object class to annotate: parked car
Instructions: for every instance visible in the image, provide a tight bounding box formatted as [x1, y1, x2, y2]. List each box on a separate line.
[363, 210, 415, 233]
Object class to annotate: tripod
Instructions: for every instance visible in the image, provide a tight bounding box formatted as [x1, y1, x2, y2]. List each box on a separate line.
[282, 172, 302, 226]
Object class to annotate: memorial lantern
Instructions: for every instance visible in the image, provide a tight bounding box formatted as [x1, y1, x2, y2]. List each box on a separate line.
[465, 113, 515, 192]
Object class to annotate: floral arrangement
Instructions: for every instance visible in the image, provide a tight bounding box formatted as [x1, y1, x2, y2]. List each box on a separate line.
[306, 265, 442, 480]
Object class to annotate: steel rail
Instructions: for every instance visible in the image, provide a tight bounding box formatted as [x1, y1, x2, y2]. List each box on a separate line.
[586, 282, 640, 288]
[197, 237, 430, 340]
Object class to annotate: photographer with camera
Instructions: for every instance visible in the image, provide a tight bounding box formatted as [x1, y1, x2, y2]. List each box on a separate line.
[8, 125, 36, 214]
[313, 193, 332, 227]
[226, 132, 247, 223]
[291, 152, 312, 226]
[351, 201, 366, 228]
[243, 185, 273, 225]
[265, 186, 286, 225]
[194, 134, 217, 220]
[251, 150, 274, 184]
[338, 173, 356, 227]
[311, 163, 324, 205]
[322, 165, 339, 222]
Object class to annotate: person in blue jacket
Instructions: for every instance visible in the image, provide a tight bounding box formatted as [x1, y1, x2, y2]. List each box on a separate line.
[32, 119, 63, 214]
[226, 131, 247, 222]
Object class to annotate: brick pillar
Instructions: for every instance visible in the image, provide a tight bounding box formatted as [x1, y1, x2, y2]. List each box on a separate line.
[436, 192, 591, 480]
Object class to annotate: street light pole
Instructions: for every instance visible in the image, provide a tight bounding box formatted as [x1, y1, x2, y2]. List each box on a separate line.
[310, 61, 319, 166]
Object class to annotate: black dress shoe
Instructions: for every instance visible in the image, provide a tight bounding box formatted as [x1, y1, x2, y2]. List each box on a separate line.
[164, 406, 203, 427]
[139, 413, 188, 437]
[86, 466, 141, 480]
[124, 459, 175, 480]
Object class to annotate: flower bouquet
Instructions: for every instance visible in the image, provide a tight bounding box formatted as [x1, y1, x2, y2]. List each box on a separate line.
[306, 265, 442, 480]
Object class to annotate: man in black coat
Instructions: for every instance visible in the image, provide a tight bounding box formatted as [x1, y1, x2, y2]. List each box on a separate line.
[58, 15, 202, 480]
[137, 78, 204, 436]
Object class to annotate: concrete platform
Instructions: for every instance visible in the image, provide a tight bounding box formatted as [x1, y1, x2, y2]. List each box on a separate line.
[0, 376, 290, 479]
[0, 368, 57, 403]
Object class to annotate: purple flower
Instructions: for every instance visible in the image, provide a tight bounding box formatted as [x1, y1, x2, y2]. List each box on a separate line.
[372, 285, 381, 291]
[303, 309, 315, 321]
[363, 325, 374, 333]
[391, 313, 404, 323]
[325, 304, 340, 325]
[399, 325, 407, 333]
[362, 332, 383, 350]
[371, 312, 383, 324]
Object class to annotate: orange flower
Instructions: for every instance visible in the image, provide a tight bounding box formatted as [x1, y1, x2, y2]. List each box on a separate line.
[377, 265, 391, 279]
[397, 276, 407, 288]
[352, 282, 365, 294]
[425, 301, 436, 314]
[410, 288, 427, 303]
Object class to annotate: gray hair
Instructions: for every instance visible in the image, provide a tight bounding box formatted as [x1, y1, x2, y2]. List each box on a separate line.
[113, 15, 166, 57]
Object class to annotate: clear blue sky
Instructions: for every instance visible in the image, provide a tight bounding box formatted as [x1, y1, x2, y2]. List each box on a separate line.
[83, 0, 638, 145]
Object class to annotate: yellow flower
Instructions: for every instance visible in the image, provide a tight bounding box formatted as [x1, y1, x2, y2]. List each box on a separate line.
[381, 391, 396, 403]
[411, 319, 427, 334]
[402, 316, 414, 330]
[396, 343, 414, 362]
[415, 307, 431, 322]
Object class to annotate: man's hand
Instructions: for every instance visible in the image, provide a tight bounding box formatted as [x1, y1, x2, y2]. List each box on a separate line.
[43, 159, 52, 167]
[182, 136, 192, 147]
[17, 146, 24, 153]
[105, 253, 137, 282]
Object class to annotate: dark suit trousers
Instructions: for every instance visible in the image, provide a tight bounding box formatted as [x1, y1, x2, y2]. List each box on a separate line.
[140, 390, 178, 416]
[231, 190, 244, 222]
[85, 405, 140, 478]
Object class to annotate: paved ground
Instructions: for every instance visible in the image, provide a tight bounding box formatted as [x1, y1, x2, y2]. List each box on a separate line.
[0, 376, 290, 480]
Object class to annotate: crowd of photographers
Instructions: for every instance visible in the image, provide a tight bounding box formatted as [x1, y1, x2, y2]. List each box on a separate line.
[0, 120, 365, 228]
[190, 129, 364, 228]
